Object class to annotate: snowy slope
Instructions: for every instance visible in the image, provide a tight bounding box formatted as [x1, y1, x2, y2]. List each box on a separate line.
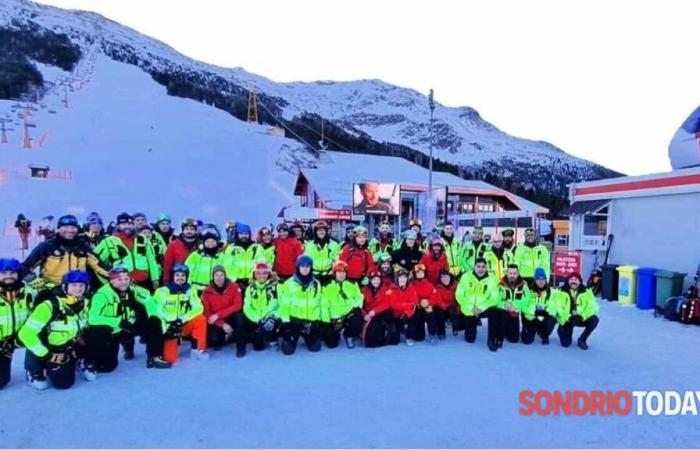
[0, 0, 620, 196]
[3, 301, 700, 448]
[0, 53, 309, 233]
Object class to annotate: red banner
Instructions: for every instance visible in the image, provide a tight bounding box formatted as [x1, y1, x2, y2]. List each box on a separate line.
[318, 208, 353, 220]
[553, 251, 581, 278]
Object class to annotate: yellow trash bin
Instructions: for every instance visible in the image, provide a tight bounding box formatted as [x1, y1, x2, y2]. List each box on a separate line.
[616, 265, 638, 305]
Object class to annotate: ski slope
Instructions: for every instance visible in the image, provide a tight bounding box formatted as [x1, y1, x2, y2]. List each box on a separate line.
[2, 301, 699, 448]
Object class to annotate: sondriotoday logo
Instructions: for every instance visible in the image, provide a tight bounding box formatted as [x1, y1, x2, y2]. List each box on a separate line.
[519, 391, 700, 416]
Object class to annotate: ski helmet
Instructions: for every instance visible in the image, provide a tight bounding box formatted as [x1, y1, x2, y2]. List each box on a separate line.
[0, 258, 21, 273]
[62, 270, 89, 286]
[57, 215, 79, 229]
[332, 260, 349, 273]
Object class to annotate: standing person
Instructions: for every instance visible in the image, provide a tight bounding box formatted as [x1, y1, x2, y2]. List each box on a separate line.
[132, 213, 149, 233]
[555, 272, 599, 350]
[440, 222, 463, 277]
[460, 226, 491, 274]
[201, 266, 246, 357]
[498, 264, 531, 345]
[224, 221, 237, 246]
[153, 264, 210, 364]
[501, 229, 517, 259]
[369, 221, 397, 261]
[420, 237, 450, 285]
[0, 259, 34, 389]
[321, 261, 364, 349]
[290, 222, 305, 244]
[278, 256, 324, 355]
[391, 230, 423, 273]
[377, 253, 394, 285]
[407, 218, 428, 251]
[338, 225, 376, 283]
[151, 214, 174, 266]
[455, 258, 501, 351]
[82, 212, 106, 250]
[519, 268, 559, 345]
[387, 268, 418, 346]
[243, 262, 280, 352]
[95, 213, 160, 291]
[19, 271, 90, 390]
[224, 223, 256, 285]
[184, 228, 229, 290]
[434, 269, 462, 339]
[84, 266, 170, 375]
[411, 264, 439, 345]
[514, 228, 550, 286]
[341, 224, 355, 250]
[273, 223, 304, 281]
[15, 214, 32, 251]
[21, 214, 110, 292]
[484, 234, 512, 281]
[303, 221, 340, 285]
[360, 271, 393, 348]
[252, 226, 277, 269]
[162, 218, 199, 284]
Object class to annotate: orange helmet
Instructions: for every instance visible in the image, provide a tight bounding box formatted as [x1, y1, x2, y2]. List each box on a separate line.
[414, 263, 427, 273]
[332, 260, 349, 273]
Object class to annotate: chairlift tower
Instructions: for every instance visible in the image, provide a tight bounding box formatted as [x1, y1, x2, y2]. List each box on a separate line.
[247, 83, 259, 124]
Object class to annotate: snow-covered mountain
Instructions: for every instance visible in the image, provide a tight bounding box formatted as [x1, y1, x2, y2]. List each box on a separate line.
[0, 0, 621, 200]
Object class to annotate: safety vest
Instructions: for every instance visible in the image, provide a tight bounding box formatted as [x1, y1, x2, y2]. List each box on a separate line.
[185, 249, 229, 288]
[88, 283, 156, 333]
[95, 235, 160, 281]
[513, 244, 550, 279]
[224, 243, 257, 281]
[278, 277, 323, 322]
[243, 280, 279, 323]
[455, 272, 498, 315]
[0, 285, 34, 341]
[152, 285, 203, 326]
[304, 239, 340, 275]
[19, 295, 89, 358]
[321, 280, 363, 321]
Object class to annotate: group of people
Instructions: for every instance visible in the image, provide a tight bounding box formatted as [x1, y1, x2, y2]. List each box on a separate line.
[0, 212, 599, 391]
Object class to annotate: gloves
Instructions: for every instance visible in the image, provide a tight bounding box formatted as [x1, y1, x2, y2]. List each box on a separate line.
[0, 339, 14, 358]
[25, 275, 46, 291]
[332, 319, 344, 331]
[48, 346, 75, 366]
[120, 319, 136, 335]
[261, 317, 276, 333]
[165, 320, 183, 339]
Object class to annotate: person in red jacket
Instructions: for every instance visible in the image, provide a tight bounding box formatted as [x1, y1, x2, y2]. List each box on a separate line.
[411, 263, 439, 344]
[273, 223, 304, 281]
[435, 269, 462, 339]
[163, 218, 199, 284]
[388, 268, 418, 346]
[360, 271, 394, 348]
[201, 265, 247, 357]
[420, 237, 449, 285]
[339, 225, 376, 283]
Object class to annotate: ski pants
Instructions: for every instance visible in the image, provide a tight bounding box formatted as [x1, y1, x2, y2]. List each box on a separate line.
[25, 344, 82, 390]
[521, 314, 557, 344]
[281, 318, 322, 355]
[0, 349, 11, 390]
[411, 308, 437, 341]
[84, 317, 164, 372]
[434, 306, 462, 337]
[361, 311, 392, 348]
[208, 312, 247, 353]
[504, 310, 520, 343]
[322, 309, 364, 348]
[557, 315, 599, 347]
[245, 317, 280, 351]
[163, 314, 208, 363]
[463, 307, 504, 344]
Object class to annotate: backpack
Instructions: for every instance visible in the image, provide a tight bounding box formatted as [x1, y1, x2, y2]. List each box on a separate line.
[663, 296, 688, 322]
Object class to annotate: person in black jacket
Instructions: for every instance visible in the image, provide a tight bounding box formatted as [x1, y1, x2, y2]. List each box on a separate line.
[391, 230, 423, 272]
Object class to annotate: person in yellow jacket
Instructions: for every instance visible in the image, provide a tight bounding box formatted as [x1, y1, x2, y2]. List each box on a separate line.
[95, 213, 160, 291]
[304, 221, 340, 285]
[185, 228, 230, 290]
[321, 261, 364, 349]
[498, 264, 532, 345]
[278, 255, 324, 355]
[439, 222, 463, 276]
[252, 227, 277, 271]
[224, 223, 256, 288]
[18, 270, 91, 390]
[455, 258, 501, 351]
[460, 226, 491, 274]
[554, 272, 599, 350]
[518, 268, 560, 345]
[0, 259, 35, 389]
[484, 234, 513, 280]
[513, 228, 550, 284]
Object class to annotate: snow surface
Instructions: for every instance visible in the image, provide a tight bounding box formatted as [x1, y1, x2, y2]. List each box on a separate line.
[3, 301, 700, 448]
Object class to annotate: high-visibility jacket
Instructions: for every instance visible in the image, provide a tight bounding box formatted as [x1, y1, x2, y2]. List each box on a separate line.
[251, 243, 276, 269]
[184, 249, 230, 287]
[0, 283, 34, 341]
[554, 287, 598, 325]
[278, 276, 323, 323]
[513, 243, 550, 279]
[88, 283, 155, 334]
[518, 286, 561, 321]
[455, 271, 498, 316]
[95, 234, 160, 282]
[304, 239, 341, 277]
[483, 247, 515, 280]
[321, 280, 363, 322]
[224, 242, 257, 281]
[460, 240, 491, 274]
[243, 279, 279, 323]
[368, 236, 398, 262]
[440, 236, 463, 276]
[152, 284, 203, 328]
[19, 294, 89, 358]
[498, 278, 531, 311]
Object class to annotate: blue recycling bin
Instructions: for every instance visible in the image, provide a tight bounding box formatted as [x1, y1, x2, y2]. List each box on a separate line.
[635, 267, 659, 310]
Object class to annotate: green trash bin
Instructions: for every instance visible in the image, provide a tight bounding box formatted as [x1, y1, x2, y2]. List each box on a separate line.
[654, 271, 688, 309]
[616, 266, 638, 305]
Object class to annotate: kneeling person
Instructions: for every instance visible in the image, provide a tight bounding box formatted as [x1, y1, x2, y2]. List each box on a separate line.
[556, 272, 599, 350]
[201, 266, 246, 357]
[243, 262, 280, 351]
[519, 268, 559, 345]
[0, 259, 34, 389]
[278, 256, 323, 355]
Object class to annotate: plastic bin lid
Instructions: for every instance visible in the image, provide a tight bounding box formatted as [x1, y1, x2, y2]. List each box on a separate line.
[636, 267, 659, 275]
[616, 265, 638, 272]
[601, 264, 620, 269]
[654, 270, 688, 278]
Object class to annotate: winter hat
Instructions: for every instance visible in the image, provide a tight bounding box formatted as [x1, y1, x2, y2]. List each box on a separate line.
[254, 261, 272, 274]
[133, 212, 146, 220]
[534, 268, 547, 281]
[473, 226, 484, 234]
[430, 236, 443, 246]
[57, 214, 79, 228]
[525, 228, 536, 237]
[180, 217, 197, 231]
[404, 230, 418, 240]
[567, 272, 583, 283]
[313, 220, 329, 230]
[296, 255, 313, 268]
[237, 223, 251, 234]
[156, 213, 171, 224]
[345, 224, 356, 233]
[85, 212, 103, 226]
[211, 265, 227, 278]
[501, 229, 515, 237]
[368, 270, 381, 280]
[439, 268, 451, 278]
[116, 213, 133, 224]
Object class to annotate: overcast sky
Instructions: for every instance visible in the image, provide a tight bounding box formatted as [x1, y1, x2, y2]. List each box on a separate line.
[36, 0, 700, 175]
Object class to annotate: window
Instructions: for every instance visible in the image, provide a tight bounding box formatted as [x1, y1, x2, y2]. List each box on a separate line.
[556, 234, 569, 247]
[583, 215, 607, 236]
[478, 204, 494, 212]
